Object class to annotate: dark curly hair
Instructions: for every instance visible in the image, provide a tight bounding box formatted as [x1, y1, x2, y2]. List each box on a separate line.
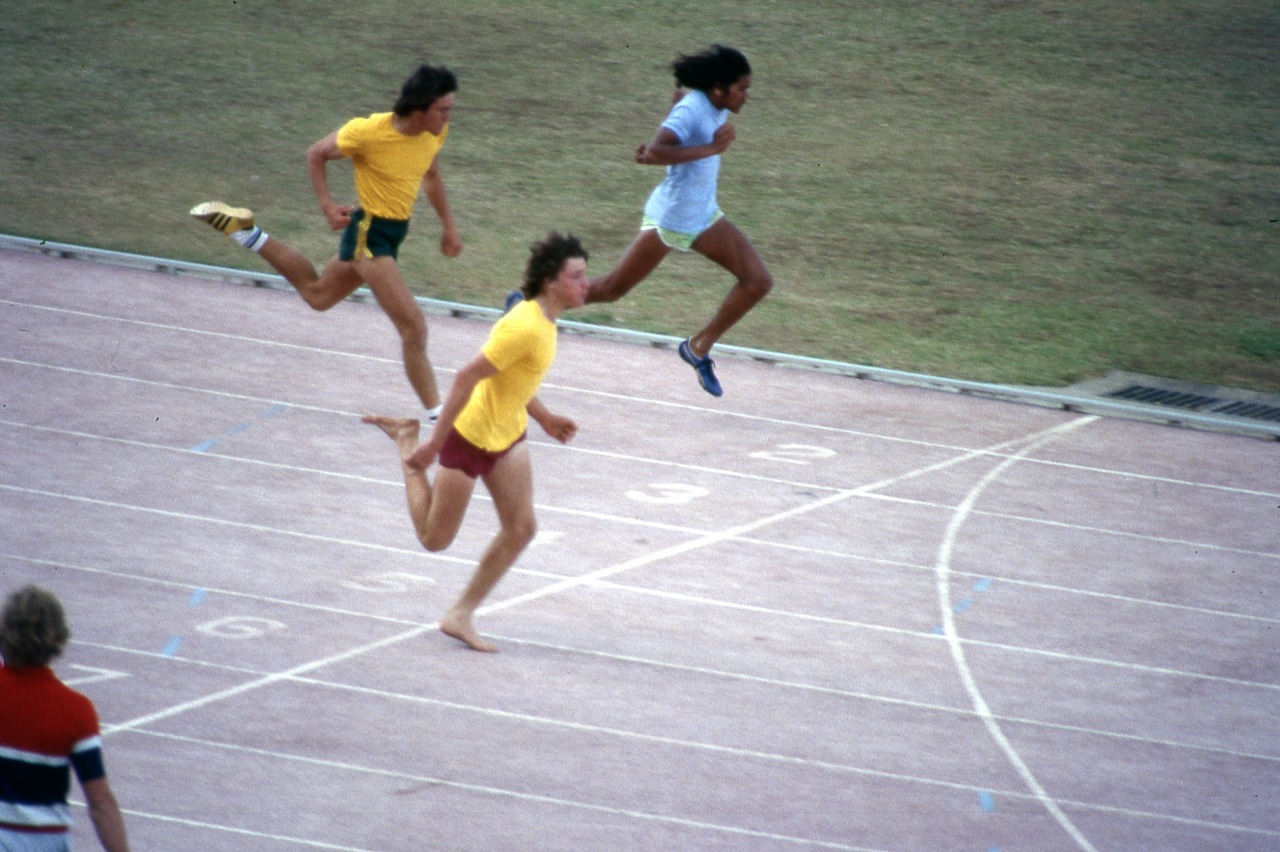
[522, 233, 588, 298]
[1, 585, 71, 668]
[671, 45, 751, 93]
[393, 64, 458, 116]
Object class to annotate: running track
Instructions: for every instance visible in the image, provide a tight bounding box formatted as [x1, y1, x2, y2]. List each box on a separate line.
[1, 245, 1277, 851]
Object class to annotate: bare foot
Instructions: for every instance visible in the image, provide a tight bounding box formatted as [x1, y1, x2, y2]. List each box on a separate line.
[440, 609, 498, 653]
[361, 415, 421, 460]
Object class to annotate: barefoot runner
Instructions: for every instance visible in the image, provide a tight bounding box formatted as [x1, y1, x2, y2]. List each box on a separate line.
[364, 233, 588, 651]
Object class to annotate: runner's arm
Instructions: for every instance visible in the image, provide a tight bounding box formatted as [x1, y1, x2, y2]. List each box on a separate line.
[528, 397, 577, 443]
[306, 131, 354, 230]
[422, 158, 462, 257]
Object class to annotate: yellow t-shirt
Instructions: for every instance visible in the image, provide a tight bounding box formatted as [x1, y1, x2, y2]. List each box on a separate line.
[335, 112, 448, 220]
[454, 300, 557, 452]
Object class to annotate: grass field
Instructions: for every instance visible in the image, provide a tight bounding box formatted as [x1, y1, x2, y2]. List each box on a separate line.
[3, 0, 1277, 390]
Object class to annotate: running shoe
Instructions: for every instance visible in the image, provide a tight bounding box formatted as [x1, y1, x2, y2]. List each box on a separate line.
[190, 202, 255, 234]
[678, 339, 723, 397]
[503, 289, 524, 314]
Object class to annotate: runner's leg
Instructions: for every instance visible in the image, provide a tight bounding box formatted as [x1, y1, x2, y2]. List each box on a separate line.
[440, 442, 536, 652]
[356, 256, 442, 411]
[687, 218, 773, 357]
[585, 229, 671, 304]
[362, 416, 476, 551]
[257, 241, 366, 310]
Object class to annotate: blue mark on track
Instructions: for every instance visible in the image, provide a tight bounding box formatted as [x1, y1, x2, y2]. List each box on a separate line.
[189, 588, 207, 606]
[161, 636, 182, 657]
[189, 403, 288, 452]
[979, 790, 995, 812]
[932, 577, 997, 634]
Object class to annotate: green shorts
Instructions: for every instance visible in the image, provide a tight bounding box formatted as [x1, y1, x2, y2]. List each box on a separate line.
[339, 209, 410, 261]
[641, 210, 724, 252]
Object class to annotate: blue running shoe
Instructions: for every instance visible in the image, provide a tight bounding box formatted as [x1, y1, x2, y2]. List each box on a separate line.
[678, 339, 723, 397]
[503, 289, 524, 314]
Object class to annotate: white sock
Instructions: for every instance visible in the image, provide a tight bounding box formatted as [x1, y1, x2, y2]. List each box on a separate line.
[231, 226, 268, 252]
[425, 404, 443, 422]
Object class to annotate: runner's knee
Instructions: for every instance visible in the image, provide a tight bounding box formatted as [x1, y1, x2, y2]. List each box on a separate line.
[743, 268, 773, 299]
[396, 313, 428, 348]
[506, 515, 537, 549]
[421, 528, 454, 553]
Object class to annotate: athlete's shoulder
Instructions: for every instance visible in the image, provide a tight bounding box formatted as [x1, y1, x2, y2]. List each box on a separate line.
[337, 112, 395, 146]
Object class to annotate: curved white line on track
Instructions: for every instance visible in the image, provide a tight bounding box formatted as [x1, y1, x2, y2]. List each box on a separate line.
[934, 415, 1100, 852]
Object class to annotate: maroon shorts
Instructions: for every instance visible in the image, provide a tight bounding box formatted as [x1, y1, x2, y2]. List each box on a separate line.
[438, 428, 526, 478]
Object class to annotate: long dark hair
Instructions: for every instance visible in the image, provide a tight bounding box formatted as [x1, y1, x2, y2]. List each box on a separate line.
[671, 45, 751, 92]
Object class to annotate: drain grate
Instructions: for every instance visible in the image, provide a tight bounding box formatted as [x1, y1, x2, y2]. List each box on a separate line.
[1213, 400, 1280, 422]
[1107, 385, 1220, 410]
[1107, 384, 1280, 422]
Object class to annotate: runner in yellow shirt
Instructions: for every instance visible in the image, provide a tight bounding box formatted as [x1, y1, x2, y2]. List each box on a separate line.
[191, 64, 462, 419]
[363, 233, 589, 652]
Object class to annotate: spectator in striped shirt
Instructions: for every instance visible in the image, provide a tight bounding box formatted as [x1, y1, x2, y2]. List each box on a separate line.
[1, 586, 129, 851]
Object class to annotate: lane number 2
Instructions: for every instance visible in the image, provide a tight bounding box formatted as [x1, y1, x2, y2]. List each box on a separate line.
[749, 444, 836, 465]
[626, 483, 710, 505]
[342, 571, 438, 593]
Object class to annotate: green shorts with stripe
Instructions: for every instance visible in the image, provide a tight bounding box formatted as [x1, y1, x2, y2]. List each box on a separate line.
[339, 209, 410, 261]
[641, 209, 724, 252]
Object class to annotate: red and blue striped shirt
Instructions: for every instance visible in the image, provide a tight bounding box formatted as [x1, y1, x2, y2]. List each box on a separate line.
[0, 665, 105, 834]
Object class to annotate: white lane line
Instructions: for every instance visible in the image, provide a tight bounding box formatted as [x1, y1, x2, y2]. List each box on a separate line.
[5, 354, 1278, 500]
[0, 356, 354, 417]
[539, 571, 1280, 691]
[6, 420, 1274, 691]
[6, 472, 1273, 695]
[3, 298, 416, 362]
[73, 802, 378, 851]
[965, 507, 1280, 559]
[6, 414, 1277, 623]
[0, 484, 474, 567]
[68, 628, 1280, 767]
[71, 636, 1280, 842]
[282, 676, 1280, 842]
[3, 553, 431, 626]
[467, 421, 1090, 621]
[479, 632, 1280, 764]
[12, 284, 1280, 834]
[6, 354, 1279, 505]
[124, 729, 877, 851]
[6, 413, 1274, 629]
[933, 416, 1100, 851]
[716, 539, 1280, 626]
[77, 422, 1085, 734]
[16, 413, 1274, 557]
[14, 545, 1278, 699]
